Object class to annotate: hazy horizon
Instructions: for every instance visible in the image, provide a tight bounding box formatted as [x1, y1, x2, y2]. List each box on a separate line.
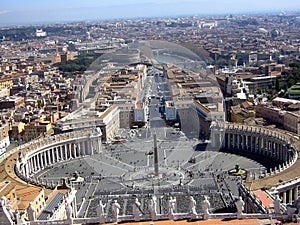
[1, 0, 300, 27]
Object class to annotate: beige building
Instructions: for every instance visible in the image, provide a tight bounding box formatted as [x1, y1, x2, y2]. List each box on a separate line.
[0, 77, 13, 90]
[23, 121, 53, 142]
[283, 111, 300, 134]
[99, 105, 120, 141]
[230, 101, 255, 123]
[0, 123, 10, 155]
[176, 100, 225, 139]
[255, 103, 300, 135]
[255, 104, 284, 126]
[118, 104, 134, 128]
[53, 105, 120, 141]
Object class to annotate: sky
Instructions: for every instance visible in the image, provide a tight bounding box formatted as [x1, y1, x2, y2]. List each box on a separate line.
[1, 0, 300, 26]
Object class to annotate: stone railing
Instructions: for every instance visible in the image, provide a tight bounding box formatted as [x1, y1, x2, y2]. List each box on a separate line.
[28, 211, 288, 225]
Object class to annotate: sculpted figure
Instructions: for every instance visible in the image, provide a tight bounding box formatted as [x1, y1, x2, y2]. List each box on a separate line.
[293, 195, 300, 215]
[273, 195, 281, 215]
[202, 195, 210, 220]
[27, 203, 36, 221]
[65, 202, 73, 220]
[148, 195, 157, 221]
[235, 196, 245, 219]
[189, 196, 197, 219]
[96, 200, 106, 224]
[111, 200, 121, 223]
[132, 198, 142, 221]
[168, 196, 176, 220]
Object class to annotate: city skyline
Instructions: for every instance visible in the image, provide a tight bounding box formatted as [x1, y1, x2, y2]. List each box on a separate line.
[2, 5, 300, 224]
[1, 0, 300, 26]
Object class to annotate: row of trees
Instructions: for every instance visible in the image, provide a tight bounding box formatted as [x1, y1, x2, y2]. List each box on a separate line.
[255, 62, 300, 99]
[285, 62, 300, 87]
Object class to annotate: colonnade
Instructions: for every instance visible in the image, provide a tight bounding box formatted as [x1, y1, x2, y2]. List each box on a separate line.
[279, 186, 299, 204]
[211, 122, 297, 166]
[15, 129, 102, 181]
[223, 132, 290, 163]
[211, 122, 299, 206]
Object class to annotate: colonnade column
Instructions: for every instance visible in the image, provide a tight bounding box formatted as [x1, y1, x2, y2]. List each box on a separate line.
[79, 142, 83, 156]
[47, 150, 51, 166]
[40, 153, 44, 169]
[250, 136, 254, 152]
[60, 146, 63, 160]
[274, 143, 279, 161]
[233, 134, 236, 149]
[289, 189, 293, 204]
[271, 141, 275, 158]
[33, 155, 37, 172]
[29, 157, 34, 173]
[51, 148, 55, 164]
[260, 138, 264, 154]
[242, 135, 244, 150]
[84, 141, 87, 155]
[27, 158, 31, 174]
[283, 145, 287, 162]
[255, 136, 259, 153]
[237, 134, 240, 149]
[43, 151, 47, 167]
[69, 143, 72, 159]
[227, 133, 230, 149]
[89, 140, 92, 155]
[25, 163, 29, 177]
[293, 186, 299, 201]
[82, 141, 85, 155]
[279, 144, 283, 162]
[56, 147, 60, 161]
[36, 154, 41, 170]
[90, 140, 94, 155]
[265, 139, 269, 156]
[77, 142, 81, 157]
[64, 145, 68, 160]
[282, 191, 287, 203]
[73, 143, 77, 158]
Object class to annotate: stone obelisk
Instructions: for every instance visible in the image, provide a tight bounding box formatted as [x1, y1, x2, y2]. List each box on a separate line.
[153, 134, 159, 177]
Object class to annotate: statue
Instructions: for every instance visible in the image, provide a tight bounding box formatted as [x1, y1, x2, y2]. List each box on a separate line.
[6, 199, 14, 219]
[189, 196, 197, 219]
[111, 200, 121, 223]
[294, 196, 300, 215]
[148, 195, 157, 221]
[168, 196, 176, 220]
[96, 200, 106, 224]
[27, 203, 36, 221]
[0, 197, 13, 225]
[286, 205, 297, 221]
[15, 210, 26, 225]
[273, 195, 281, 215]
[65, 202, 73, 220]
[1, 196, 6, 207]
[201, 196, 210, 220]
[132, 198, 142, 221]
[235, 196, 245, 219]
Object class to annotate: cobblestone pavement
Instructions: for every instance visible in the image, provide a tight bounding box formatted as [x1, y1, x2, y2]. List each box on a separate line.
[33, 127, 265, 217]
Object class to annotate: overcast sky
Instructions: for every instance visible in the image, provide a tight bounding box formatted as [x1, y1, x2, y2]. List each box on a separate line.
[1, 0, 300, 26]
